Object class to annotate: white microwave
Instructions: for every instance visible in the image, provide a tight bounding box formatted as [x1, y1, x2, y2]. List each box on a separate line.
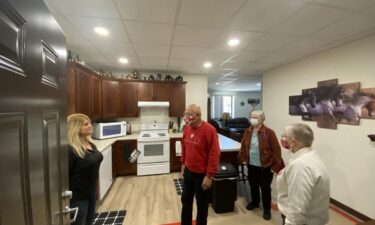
[92, 121, 127, 139]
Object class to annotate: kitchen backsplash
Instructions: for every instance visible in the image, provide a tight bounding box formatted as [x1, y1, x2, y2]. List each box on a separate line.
[115, 107, 182, 133]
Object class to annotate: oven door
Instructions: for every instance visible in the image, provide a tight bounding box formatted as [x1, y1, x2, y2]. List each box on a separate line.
[137, 140, 170, 163]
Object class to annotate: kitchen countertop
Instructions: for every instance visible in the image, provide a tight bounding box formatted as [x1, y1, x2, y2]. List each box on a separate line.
[91, 132, 239, 152]
[218, 134, 241, 152]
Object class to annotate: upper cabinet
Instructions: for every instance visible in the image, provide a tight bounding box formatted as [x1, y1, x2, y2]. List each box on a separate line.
[169, 83, 186, 117]
[119, 82, 139, 117]
[138, 82, 170, 101]
[101, 79, 119, 118]
[67, 62, 102, 119]
[67, 62, 186, 119]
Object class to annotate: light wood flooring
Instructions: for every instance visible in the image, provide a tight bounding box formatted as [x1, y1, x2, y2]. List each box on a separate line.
[97, 172, 357, 225]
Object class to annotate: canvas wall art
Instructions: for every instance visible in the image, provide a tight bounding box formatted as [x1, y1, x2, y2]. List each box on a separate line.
[289, 79, 375, 129]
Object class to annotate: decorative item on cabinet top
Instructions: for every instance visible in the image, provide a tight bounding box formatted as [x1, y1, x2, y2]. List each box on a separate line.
[368, 134, 375, 142]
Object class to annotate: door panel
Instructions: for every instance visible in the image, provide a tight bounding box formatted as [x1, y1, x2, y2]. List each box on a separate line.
[0, 0, 68, 225]
[0, 113, 31, 225]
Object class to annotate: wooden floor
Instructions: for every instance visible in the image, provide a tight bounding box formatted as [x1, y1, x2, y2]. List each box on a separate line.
[97, 172, 357, 225]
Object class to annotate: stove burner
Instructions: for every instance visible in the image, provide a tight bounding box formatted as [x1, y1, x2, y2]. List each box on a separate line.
[158, 133, 166, 136]
[142, 134, 151, 137]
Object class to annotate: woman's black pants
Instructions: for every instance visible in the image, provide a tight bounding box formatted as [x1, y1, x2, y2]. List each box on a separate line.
[247, 165, 273, 211]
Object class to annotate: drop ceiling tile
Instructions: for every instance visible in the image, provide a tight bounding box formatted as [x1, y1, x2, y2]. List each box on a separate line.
[139, 57, 168, 68]
[312, 0, 374, 11]
[67, 39, 100, 54]
[133, 44, 170, 57]
[274, 3, 349, 36]
[215, 30, 264, 50]
[178, 0, 244, 28]
[220, 61, 253, 70]
[114, 0, 179, 23]
[246, 62, 280, 71]
[246, 34, 299, 52]
[170, 46, 211, 59]
[125, 21, 174, 45]
[310, 14, 375, 41]
[205, 49, 237, 61]
[231, 50, 269, 62]
[46, 0, 119, 18]
[173, 26, 222, 47]
[94, 41, 136, 55]
[257, 51, 304, 64]
[104, 55, 141, 68]
[230, 0, 309, 32]
[66, 16, 130, 42]
[53, 14, 84, 41]
[280, 37, 335, 55]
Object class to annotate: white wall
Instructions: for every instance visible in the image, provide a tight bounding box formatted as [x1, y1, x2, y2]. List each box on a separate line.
[263, 34, 375, 218]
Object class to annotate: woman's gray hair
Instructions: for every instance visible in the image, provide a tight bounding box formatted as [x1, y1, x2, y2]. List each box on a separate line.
[251, 110, 265, 122]
[285, 123, 314, 147]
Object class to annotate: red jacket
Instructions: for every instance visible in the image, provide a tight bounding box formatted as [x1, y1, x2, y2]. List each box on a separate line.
[239, 125, 284, 173]
[181, 121, 220, 177]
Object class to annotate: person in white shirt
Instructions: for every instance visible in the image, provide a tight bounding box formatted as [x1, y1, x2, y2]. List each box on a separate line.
[277, 123, 330, 225]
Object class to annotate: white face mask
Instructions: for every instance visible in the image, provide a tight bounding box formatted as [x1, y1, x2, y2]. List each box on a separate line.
[250, 118, 259, 126]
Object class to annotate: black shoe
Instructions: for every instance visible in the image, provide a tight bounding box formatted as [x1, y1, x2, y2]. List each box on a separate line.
[246, 202, 259, 210]
[263, 210, 271, 220]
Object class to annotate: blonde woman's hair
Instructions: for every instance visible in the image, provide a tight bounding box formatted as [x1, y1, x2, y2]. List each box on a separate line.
[67, 113, 92, 158]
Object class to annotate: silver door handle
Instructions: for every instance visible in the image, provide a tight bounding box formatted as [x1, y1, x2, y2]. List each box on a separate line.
[63, 206, 78, 223]
[62, 190, 73, 199]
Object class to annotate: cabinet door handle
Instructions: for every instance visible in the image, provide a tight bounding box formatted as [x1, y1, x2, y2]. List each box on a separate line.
[63, 206, 79, 223]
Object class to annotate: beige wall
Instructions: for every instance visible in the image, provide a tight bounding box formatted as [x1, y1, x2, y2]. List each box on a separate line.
[184, 74, 208, 121]
[263, 34, 375, 218]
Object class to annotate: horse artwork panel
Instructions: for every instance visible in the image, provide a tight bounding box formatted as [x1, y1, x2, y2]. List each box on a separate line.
[289, 79, 375, 129]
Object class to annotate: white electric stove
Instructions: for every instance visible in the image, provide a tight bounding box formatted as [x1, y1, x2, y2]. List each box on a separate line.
[137, 122, 170, 176]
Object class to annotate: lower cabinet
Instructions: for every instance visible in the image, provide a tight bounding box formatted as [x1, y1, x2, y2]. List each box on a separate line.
[113, 140, 137, 176]
[170, 138, 182, 172]
[98, 145, 112, 200]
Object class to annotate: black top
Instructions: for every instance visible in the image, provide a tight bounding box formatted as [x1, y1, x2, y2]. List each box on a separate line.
[68, 143, 103, 202]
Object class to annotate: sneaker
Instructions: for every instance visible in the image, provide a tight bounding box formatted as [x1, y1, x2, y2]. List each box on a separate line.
[263, 210, 271, 220]
[246, 202, 259, 210]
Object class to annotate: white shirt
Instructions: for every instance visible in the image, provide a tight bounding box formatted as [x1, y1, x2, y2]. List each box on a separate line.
[277, 147, 330, 225]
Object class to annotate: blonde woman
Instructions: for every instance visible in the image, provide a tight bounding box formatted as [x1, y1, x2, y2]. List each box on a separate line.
[68, 114, 103, 225]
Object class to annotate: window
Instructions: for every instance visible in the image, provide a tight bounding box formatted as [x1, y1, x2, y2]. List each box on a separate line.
[211, 95, 235, 118]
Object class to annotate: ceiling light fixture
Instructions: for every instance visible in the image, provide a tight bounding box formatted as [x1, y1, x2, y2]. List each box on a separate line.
[118, 57, 129, 64]
[215, 82, 220, 85]
[204, 62, 212, 68]
[228, 38, 240, 47]
[94, 27, 109, 36]
[256, 83, 261, 86]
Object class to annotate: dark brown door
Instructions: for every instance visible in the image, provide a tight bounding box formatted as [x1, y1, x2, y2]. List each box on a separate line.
[137, 82, 153, 101]
[169, 83, 186, 117]
[0, 0, 69, 225]
[154, 83, 169, 101]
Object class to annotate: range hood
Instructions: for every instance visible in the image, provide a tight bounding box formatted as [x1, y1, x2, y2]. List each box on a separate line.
[138, 101, 169, 107]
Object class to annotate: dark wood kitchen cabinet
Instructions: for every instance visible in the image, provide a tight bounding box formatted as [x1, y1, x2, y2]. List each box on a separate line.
[138, 82, 169, 101]
[170, 138, 182, 172]
[169, 83, 186, 117]
[112, 140, 137, 176]
[101, 79, 119, 118]
[67, 62, 102, 119]
[119, 81, 139, 117]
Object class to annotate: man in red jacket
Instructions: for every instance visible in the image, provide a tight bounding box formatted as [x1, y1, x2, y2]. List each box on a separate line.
[181, 104, 220, 225]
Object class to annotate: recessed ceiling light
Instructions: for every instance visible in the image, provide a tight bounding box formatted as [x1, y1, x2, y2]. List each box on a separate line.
[215, 82, 220, 85]
[204, 62, 212, 68]
[228, 38, 240, 47]
[94, 27, 109, 36]
[256, 83, 261, 86]
[118, 57, 128, 64]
